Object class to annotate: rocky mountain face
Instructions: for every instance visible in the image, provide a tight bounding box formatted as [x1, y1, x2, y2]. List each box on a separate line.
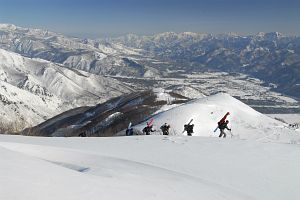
[111, 32, 300, 98]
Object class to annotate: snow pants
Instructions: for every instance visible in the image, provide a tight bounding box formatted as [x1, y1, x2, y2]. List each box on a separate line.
[219, 129, 226, 138]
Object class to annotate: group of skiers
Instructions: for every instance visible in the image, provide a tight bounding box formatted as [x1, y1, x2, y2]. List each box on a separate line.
[140, 122, 172, 135]
[126, 112, 232, 138]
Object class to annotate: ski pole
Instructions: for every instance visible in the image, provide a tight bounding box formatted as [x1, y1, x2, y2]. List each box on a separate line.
[230, 130, 233, 138]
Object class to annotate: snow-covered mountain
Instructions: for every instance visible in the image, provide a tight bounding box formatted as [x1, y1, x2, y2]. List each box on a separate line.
[0, 23, 159, 77]
[0, 48, 132, 128]
[111, 32, 300, 98]
[134, 93, 290, 141]
[1, 23, 298, 102]
[2, 23, 299, 99]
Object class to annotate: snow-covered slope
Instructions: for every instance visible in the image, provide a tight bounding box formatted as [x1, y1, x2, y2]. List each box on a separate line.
[0, 134, 299, 200]
[0, 92, 299, 199]
[0, 49, 132, 128]
[134, 93, 292, 141]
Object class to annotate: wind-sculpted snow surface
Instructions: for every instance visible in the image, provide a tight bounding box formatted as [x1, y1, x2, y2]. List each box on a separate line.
[0, 134, 299, 200]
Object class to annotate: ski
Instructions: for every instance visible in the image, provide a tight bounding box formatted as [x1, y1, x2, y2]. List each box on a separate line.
[146, 118, 154, 127]
[187, 119, 193, 125]
[219, 112, 230, 125]
[182, 119, 193, 133]
[128, 122, 132, 129]
[214, 112, 230, 132]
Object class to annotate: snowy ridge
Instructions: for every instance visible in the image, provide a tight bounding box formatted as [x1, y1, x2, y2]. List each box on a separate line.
[134, 93, 294, 142]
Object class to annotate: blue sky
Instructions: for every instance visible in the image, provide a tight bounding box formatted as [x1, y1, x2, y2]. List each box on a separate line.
[0, 0, 299, 38]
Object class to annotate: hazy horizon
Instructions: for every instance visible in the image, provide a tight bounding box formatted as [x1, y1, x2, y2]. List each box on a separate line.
[0, 0, 299, 38]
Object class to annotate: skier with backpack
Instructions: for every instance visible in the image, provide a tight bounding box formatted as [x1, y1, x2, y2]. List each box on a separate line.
[142, 118, 155, 135]
[160, 123, 170, 135]
[143, 124, 155, 135]
[214, 112, 232, 138]
[218, 120, 231, 138]
[214, 112, 230, 132]
[126, 122, 134, 136]
[183, 121, 194, 136]
[78, 132, 86, 137]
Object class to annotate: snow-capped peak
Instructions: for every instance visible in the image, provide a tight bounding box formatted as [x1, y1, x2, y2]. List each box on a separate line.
[0, 23, 17, 30]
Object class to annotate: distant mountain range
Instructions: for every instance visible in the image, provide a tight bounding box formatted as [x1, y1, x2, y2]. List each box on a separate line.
[110, 31, 300, 98]
[1, 24, 299, 100]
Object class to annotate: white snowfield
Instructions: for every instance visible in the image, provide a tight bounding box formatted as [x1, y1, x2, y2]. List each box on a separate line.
[0, 135, 299, 200]
[0, 93, 299, 200]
